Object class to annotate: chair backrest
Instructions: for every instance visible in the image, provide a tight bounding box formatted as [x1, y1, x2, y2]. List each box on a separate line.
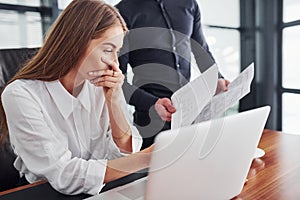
[0, 143, 19, 191]
[0, 47, 39, 192]
[0, 47, 39, 89]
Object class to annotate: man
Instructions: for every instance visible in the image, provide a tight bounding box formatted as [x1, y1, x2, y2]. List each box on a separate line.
[116, 0, 229, 149]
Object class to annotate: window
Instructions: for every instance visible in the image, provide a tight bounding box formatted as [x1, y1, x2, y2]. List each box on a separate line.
[197, 0, 240, 115]
[0, 0, 40, 7]
[105, 0, 121, 6]
[203, 28, 240, 80]
[57, 0, 72, 10]
[282, 93, 300, 134]
[283, 0, 300, 23]
[198, 0, 240, 28]
[281, 0, 300, 134]
[282, 26, 300, 89]
[0, 10, 42, 48]
[196, 0, 240, 79]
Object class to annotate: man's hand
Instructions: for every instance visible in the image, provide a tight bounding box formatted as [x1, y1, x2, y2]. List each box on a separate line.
[215, 78, 230, 95]
[154, 98, 176, 122]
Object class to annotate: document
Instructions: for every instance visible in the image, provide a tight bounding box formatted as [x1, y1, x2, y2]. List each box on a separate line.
[193, 63, 254, 123]
[171, 64, 218, 129]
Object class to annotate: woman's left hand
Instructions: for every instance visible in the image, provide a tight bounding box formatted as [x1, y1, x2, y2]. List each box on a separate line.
[89, 58, 124, 103]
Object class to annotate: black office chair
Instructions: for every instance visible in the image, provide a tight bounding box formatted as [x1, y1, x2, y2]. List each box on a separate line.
[0, 47, 39, 89]
[0, 142, 19, 192]
[0, 47, 39, 192]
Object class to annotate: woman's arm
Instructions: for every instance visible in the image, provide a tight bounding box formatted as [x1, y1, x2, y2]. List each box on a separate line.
[104, 145, 153, 183]
[90, 58, 136, 153]
[2, 85, 107, 195]
[106, 98, 133, 153]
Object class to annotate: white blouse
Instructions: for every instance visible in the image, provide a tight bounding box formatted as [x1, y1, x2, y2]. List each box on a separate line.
[1, 79, 142, 195]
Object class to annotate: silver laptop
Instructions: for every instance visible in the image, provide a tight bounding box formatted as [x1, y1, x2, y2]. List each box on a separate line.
[86, 106, 270, 200]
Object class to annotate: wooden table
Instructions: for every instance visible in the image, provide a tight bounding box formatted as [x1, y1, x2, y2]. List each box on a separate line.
[233, 129, 300, 199]
[1, 129, 300, 199]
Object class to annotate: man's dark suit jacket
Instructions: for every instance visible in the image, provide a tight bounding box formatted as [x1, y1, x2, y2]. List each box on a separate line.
[116, 0, 217, 147]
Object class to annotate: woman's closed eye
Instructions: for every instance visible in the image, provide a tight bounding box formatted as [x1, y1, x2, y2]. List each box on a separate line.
[104, 49, 113, 54]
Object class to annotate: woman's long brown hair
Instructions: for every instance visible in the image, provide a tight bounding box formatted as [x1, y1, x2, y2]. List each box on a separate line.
[0, 0, 127, 144]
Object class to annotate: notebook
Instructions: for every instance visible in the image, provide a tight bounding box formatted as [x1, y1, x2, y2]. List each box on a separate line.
[86, 106, 270, 200]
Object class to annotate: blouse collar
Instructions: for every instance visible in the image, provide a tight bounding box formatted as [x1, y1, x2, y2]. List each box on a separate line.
[45, 80, 91, 119]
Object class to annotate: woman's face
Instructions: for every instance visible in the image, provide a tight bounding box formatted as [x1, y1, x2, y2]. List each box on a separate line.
[76, 25, 124, 82]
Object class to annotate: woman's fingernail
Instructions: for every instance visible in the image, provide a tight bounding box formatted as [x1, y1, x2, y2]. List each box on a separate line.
[88, 72, 94, 75]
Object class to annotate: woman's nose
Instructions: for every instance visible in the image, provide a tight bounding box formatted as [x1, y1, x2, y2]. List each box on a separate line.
[112, 52, 119, 66]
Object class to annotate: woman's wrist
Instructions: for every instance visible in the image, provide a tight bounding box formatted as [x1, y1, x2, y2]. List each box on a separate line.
[104, 86, 122, 104]
[112, 125, 131, 140]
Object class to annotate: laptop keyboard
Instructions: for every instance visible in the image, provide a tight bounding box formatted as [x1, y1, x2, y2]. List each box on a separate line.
[117, 179, 147, 200]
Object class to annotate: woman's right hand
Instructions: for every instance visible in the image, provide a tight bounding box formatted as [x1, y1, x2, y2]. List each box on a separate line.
[89, 58, 124, 103]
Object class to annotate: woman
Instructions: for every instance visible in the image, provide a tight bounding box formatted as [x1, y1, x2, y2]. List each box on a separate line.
[0, 0, 152, 195]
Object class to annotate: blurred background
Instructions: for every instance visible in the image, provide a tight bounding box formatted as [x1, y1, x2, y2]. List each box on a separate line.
[0, 0, 299, 135]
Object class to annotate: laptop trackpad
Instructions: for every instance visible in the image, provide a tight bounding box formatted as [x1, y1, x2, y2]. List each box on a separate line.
[118, 179, 147, 200]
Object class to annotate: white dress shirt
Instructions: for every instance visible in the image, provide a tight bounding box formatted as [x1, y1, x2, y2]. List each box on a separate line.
[1, 79, 142, 195]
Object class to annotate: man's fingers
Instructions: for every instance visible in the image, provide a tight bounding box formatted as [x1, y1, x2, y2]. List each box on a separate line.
[161, 98, 176, 113]
[222, 79, 230, 91]
[225, 79, 230, 85]
[165, 103, 176, 113]
[155, 98, 176, 121]
[160, 109, 172, 122]
[216, 79, 230, 94]
[165, 113, 172, 122]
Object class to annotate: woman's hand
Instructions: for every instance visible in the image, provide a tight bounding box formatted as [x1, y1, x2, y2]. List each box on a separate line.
[89, 57, 124, 103]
